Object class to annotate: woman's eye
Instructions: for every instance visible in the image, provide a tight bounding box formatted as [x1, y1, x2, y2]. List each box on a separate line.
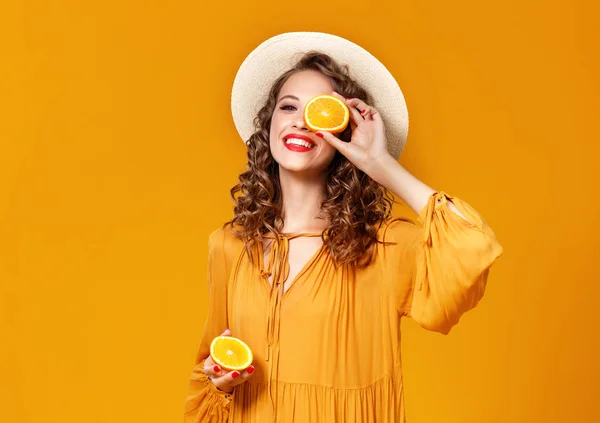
[279, 104, 297, 111]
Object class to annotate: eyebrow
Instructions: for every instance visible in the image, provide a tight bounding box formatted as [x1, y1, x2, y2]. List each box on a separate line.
[277, 94, 299, 103]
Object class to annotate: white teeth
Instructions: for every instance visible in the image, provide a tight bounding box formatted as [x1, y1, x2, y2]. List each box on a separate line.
[285, 138, 314, 148]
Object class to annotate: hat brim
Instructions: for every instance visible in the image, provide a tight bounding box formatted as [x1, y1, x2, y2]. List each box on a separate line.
[231, 32, 409, 159]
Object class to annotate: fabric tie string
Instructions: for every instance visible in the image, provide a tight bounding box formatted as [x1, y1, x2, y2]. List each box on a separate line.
[260, 232, 322, 418]
[420, 192, 448, 291]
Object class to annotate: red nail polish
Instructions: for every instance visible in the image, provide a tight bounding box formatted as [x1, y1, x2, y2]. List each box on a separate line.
[345, 98, 351, 100]
[214, 365, 220, 373]
[315, 132, 324, 138]
[361, 110, 366, 114]
[232, 371, 240, 378]
[247, 366, 255, 374]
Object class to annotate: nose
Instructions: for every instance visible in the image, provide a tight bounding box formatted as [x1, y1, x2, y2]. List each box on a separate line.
[292, 113, 309, 131]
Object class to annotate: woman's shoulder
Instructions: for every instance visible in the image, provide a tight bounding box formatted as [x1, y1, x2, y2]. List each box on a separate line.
[377, 216, 422, 247]
[208, 224, 245, 255]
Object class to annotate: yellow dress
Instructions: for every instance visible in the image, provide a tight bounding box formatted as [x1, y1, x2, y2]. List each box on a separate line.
[184, 192, 503, 422]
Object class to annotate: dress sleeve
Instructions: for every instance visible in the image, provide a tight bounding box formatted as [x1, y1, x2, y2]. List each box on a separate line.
[183, 227, 239, 422]
[381, 191, 503, 335]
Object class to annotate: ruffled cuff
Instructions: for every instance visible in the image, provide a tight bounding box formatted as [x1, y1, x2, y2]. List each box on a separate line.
[184, 361, 233, 422]
[411, 191, 503, 334]
[418, 191, 487, 244]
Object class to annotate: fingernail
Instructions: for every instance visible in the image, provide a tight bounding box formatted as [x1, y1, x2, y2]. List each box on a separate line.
[232, 371, 240, 378]
[213, 365, 221, 373]
[361, 110, 366, 114]
[247, 366, 255, 374]
[315, 132, 324, 138]
[346, 98, 351, 100]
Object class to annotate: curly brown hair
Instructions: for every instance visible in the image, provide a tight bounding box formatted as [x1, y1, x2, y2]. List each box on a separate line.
[226, 52, 395, 267]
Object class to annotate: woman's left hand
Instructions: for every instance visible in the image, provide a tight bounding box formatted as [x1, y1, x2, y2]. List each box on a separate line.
[317, 91, 393, 176]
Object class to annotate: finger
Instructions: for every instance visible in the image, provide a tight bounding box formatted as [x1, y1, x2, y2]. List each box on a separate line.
[204, 360, 223, 377]
[230, 365, 256, 386]
[357, 104, 375, 121]
[332, 91, 364, 126]
[330, 91, 345, 101]
[347, 102, 365, 127]
[344, 97, 365, 112]
[316, 131, 351, 156]
[344, 97, 373, 120]
[370, 107, 382, 122]
[363, 106, 380, 122]
[212, 369, 244, 391]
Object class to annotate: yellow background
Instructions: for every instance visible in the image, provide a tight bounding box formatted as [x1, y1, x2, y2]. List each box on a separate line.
[1, 1, 599, 422]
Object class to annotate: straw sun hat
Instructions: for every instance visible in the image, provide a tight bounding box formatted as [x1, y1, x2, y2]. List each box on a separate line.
[231, 32, 409, 159]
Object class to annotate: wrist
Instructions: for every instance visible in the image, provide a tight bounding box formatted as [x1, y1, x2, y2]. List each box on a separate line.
[364, 153, 397, 187]
[216, 385, 234, 394]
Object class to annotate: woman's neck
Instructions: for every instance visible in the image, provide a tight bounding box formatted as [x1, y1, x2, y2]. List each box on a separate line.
[278, 167, 329, 234]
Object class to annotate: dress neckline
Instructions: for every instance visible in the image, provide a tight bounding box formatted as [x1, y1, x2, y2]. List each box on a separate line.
[263, 231, 323, 240]
[257, 230, 326, 414]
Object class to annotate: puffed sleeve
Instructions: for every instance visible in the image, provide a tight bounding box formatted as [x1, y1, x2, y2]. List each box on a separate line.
[381, 191, 503, 335]
[184, 227, 241, 422]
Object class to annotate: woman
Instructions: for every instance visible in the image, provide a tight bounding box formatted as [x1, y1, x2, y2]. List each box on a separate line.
[184, 32, 502, 422]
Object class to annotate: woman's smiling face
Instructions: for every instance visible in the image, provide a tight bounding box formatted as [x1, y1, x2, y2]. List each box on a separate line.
[269, 70, 338, 175]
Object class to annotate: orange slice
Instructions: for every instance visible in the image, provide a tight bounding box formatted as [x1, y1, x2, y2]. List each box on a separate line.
[209, 336, 253, 371]
[304, 95, 350, 134]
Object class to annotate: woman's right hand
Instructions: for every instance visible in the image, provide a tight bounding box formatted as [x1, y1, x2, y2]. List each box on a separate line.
[203, 329, 255, 393]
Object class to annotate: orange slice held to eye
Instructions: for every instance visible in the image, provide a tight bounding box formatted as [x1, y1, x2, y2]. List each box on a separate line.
[210, 336, 253, 371]
[304, 95, 350, 134]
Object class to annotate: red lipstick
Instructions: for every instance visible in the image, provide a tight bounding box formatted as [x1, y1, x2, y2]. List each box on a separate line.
[282, 133, 316, 153]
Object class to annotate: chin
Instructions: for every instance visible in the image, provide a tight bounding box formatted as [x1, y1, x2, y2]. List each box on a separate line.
[271, 147, 333, 175]
[283, 164, 334, 177]
[278, 161, 315, 173]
